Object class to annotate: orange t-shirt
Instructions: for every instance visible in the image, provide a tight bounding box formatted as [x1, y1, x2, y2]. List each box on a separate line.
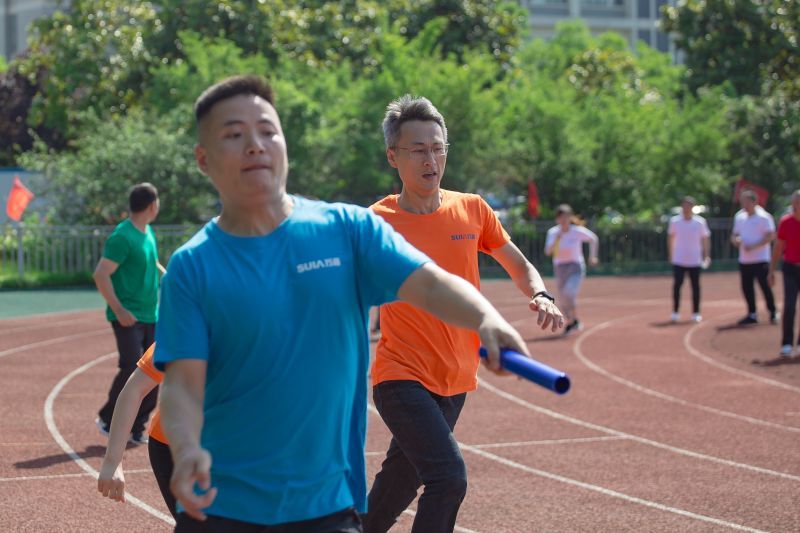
[136, 343, 167, 444]
[370, 190, 510, 396]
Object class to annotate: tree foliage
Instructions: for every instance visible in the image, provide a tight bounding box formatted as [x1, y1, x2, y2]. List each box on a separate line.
[6, 3, 794, 223]
[662, 0, 799, 98]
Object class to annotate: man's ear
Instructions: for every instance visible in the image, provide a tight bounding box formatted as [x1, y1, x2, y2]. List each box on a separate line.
[194, 144, 208, 175]
[386, 147, 398, 169]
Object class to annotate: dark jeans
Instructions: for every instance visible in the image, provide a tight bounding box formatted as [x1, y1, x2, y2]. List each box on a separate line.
[739, 262, 776, 316]
[673, 265, 701, 314]
[97, 321, 157, 434]
[175, 508, 362, 533]
[363, 380, 467, 533]
[781, 262, 800, 346]
[149, 437, 177, 519]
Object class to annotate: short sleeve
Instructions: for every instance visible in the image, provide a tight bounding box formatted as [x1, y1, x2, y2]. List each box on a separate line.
[348, 207, 430, 308]
[103, 231, 130, 265]
[544, 227, 558, 249]
[153, 255, 210, 371]
[668, 219, 676, 236]
[137, 343, 164, 384]
[701, 218, 711, 237]
[477, 197, 510, 254]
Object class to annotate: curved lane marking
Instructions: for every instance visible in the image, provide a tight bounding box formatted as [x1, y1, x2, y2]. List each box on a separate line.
[44, 352, 175, 526]
[0, 329, 107, 359]
[684, 319, 800, 394]
[574, 320, 800, 433]
[367, 404, 765, 531]
[1, 317, 98, 335]
[477, 377, 800, 482]
[460, 443, 766, 532]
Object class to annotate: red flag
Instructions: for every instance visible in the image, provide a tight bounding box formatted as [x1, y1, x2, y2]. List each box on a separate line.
[733, 178, 769, 207]
[527, 180, 539, 218]
[6, 175, 35, 222]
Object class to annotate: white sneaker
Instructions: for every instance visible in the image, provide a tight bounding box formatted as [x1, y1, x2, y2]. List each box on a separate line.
[670, 312, 679, 323]
[692, 313, 702, 323]
[779, 345, 794, 357]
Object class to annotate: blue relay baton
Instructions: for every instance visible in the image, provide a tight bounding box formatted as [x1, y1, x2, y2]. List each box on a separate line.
[479, 347, 571, 395]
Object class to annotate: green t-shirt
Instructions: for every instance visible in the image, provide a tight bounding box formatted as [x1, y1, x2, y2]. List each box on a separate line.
[102, 219, 160, 323]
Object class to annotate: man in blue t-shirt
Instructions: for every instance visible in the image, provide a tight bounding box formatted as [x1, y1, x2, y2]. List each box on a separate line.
[155, 75, 530, 532]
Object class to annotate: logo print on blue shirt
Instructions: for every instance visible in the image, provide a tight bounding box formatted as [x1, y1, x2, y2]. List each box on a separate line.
[296, 257, 342, 274]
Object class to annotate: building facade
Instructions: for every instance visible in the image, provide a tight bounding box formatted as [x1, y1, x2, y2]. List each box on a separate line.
[1, 0, 60, 61]
[523, 0, 678, 59]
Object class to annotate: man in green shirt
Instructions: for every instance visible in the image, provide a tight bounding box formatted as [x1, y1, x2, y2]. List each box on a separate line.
[93, 183, 165, 444]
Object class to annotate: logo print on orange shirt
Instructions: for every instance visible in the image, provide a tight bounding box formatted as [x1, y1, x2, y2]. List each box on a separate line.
[450, 234, 477, 241]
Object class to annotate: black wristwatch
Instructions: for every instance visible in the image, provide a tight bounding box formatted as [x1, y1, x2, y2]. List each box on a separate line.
[532, 290, 555, 303]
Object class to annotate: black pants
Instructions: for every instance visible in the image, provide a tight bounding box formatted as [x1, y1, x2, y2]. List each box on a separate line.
[97, 321, 157, 434]
[781, 262, 800, 346]
[739, 262, 776, 316]
[148, 437, 177, 519]
[673, 265, 701, 314]
[175, 508, 362, 533]
[363, 380, 468, 533]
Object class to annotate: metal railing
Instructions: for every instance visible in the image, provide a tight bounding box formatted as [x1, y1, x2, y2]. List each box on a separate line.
[0, 224, 199, 278]
[1, 219, 739, 280]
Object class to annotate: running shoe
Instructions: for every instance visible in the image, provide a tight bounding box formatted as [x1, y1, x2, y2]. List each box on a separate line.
[779, 345, 794, 357]
[95, 417, 110, 437]
[692, 313, 702, 323]
[737, 315, 757, 325]
[670, 312, 679, 323]
[770, 312, 780, 325]
[129, 432, 149, 445]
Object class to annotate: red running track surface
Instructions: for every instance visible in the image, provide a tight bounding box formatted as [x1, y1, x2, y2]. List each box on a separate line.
[1, 272, 799, 532]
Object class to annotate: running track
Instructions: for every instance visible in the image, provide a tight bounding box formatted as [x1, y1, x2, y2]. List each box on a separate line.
[1, 273, 798, 532]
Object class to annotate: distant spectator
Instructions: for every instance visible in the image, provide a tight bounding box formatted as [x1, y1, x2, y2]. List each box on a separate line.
[544, 204, 599, 335]
[769, 189, 800, 357]
[730, 188, 778, 325]
[668, 196, 711, 323]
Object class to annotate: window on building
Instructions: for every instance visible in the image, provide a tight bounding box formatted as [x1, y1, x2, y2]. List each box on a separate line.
[656, 31, 669, 52]
[638, 0, 651, 18]
[638, 30, 652, 46]
[581, 0, 624, 6]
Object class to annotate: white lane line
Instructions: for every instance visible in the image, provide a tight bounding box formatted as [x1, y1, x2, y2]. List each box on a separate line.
[460, 444, 766, 533]
[574, 321, 800, 433]
[1, 469, 151, 482]
[478, 377, 800, 482]
[0, 308, 102, 324]
[0, 329, 107, 359]
[467, 436, 627, 449]
[684, 320, 800, 394]
[368, 403, 764, 531]
[44, 352, 175, 526]
[1, 317, 97, 335]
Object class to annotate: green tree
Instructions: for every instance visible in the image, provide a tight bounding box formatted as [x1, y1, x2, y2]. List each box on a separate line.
[662, 0, 798, 97]
[726, 93, 800, 209]
[18, 109, 212, 225]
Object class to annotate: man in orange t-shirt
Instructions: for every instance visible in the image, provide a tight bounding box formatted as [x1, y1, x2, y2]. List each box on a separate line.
[97, 343, 176, 519]
[364, 95, 564, 533]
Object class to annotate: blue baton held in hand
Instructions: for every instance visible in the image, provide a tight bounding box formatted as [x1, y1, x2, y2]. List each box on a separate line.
[479, 347, 571, 395]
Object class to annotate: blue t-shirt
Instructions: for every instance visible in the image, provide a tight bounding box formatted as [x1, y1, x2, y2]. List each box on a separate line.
[154, 197, 429, 525]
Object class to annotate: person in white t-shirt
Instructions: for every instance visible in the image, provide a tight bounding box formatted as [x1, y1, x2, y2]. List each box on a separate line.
[545, 204, 599, 335]
[668, 196, 711, 323]
[731, 189, 778, 325]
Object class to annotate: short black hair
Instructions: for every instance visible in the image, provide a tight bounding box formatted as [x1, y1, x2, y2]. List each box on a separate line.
[129, 183, 158, 213]
[194, 75, 275, 124]
[383, 95, 448, 148]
